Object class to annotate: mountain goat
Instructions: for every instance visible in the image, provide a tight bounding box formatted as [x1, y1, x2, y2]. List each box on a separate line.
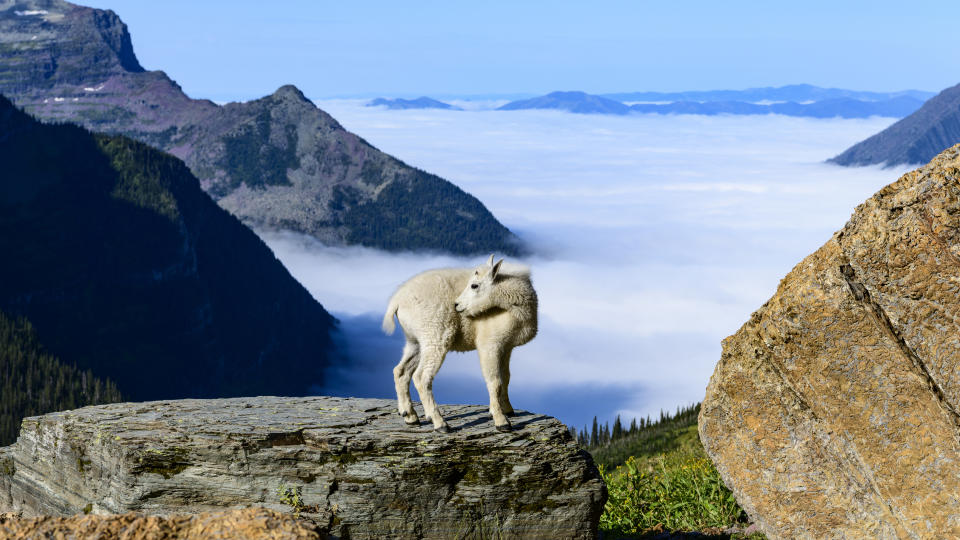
[382, 255, 538, 433]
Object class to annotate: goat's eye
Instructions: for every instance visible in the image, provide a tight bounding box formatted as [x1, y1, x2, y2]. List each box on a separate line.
[470, 283, 479, 289]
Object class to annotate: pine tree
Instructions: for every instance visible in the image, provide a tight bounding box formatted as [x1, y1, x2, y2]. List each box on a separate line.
[612, 414, 623, 440]
[0, 312, 123, 445]
[590, 416, 599, 447]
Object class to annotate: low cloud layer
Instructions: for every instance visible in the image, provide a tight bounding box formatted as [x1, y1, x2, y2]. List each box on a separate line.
[263, 102, 909, 430]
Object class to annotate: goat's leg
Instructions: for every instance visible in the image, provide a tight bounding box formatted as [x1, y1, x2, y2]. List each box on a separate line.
[412, 346, 451, 432]
[393, 341, 420, 425]
[498, 348, 515, 417]
[479, 346, 511, 432]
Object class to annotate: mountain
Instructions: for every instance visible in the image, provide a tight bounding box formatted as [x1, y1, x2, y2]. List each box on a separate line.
[829, 83, 960, 167]
[630, 96, 925, 118]
[500, 90, 924, 119]
[498, 91, 632, 115]
[0, 1, 521, 256]
[605, 84, 935, 103]
[367, 97, 462, 110]
[0, 94, 336, 401]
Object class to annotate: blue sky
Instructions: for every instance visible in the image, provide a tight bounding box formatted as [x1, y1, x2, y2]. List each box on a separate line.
[82, 0, 960, 101]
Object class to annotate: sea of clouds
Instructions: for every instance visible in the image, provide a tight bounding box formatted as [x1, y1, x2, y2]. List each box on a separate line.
[261, 102, 910, 432]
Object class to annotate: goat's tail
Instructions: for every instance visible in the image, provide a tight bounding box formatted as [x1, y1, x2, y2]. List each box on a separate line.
[382, 298, 399, 335]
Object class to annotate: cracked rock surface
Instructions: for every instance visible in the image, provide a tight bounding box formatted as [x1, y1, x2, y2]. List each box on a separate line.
[700, 144, 960, 539]
[0, 396, 605, 539]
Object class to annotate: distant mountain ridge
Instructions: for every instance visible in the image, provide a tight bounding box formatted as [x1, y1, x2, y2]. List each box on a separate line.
[498, 90, 925, 119]
[630, 96, 924, 119]
[368, 97, 461, 110]
[603, 84, 934, 103]
[0, 0, 520, 256]
[498, 91, 631, 115]
[829, 82, 960, 167]
[0, 94, 337, 402]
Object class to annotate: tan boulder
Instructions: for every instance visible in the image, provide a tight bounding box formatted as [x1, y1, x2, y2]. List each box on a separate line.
[0, 508, 325, 539]
[700, 144, 960, 539]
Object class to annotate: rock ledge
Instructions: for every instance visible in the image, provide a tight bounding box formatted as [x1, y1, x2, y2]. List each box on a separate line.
[0, 396, 605, 539]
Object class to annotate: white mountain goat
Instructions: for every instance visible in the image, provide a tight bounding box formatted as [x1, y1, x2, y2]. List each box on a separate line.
[382, 255, 538, 433]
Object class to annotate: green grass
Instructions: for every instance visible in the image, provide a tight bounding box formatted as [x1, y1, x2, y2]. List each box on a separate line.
[587, 408, 765, 539]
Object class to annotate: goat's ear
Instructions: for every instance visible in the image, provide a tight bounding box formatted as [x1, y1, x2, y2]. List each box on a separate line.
[491, 259, 504, 279]
[486, 254, 495, 267]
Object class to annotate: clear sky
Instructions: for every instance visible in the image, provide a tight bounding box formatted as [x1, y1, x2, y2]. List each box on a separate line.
[80, 0, 960, 102]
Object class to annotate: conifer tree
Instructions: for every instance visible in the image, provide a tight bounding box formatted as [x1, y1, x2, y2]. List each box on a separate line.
[0, 312, 123, 445]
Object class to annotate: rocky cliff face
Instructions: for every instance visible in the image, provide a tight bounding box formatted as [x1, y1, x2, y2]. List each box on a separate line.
[0, 95, 335, 402]
[700, 144, 960, 539]
[0, 0, 520, 255]
[0, 0, 143, 92]
[830, 82, 960, 167]
[0, 396, 606, 539]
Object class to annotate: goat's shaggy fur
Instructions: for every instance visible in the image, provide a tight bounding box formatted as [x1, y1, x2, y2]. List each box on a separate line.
[382, 255, 538, 432]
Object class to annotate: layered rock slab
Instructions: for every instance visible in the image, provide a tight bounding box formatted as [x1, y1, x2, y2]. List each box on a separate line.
[700, 144, 960, 539]
[0, 396, 605, 539]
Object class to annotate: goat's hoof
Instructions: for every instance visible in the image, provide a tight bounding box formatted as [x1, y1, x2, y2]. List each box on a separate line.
[495, 422, 512, 433]
[404, 416, 421, 426]
[435, 424, 452, 434]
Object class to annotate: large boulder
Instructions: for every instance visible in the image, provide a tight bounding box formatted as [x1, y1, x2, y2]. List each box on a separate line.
[0, 396, 605, 539]
[700, 144, 960, 539]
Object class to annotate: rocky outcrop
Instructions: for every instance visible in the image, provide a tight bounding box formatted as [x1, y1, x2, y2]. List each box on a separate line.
[0, 508, 325, 539]
[0, 0, 520, 255]
[0, 396, 606, 539]
[700, 144, 960, 539]
[830, 82, 960, 167]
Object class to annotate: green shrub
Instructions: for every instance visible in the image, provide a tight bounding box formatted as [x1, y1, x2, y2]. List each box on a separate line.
[600, 443, 747, 536]
[584, 407, 764, 539]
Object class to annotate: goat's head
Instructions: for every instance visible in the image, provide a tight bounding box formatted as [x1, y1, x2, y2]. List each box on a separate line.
[455, 254, 503, 316]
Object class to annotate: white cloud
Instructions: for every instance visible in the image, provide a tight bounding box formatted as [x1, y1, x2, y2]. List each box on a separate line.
[263, 102, 910, 429]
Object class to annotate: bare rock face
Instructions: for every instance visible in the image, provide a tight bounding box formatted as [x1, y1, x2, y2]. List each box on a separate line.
[700, 144, 960, 539]
[0, 396, 605, 539]
[0, 508, 324, 539]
